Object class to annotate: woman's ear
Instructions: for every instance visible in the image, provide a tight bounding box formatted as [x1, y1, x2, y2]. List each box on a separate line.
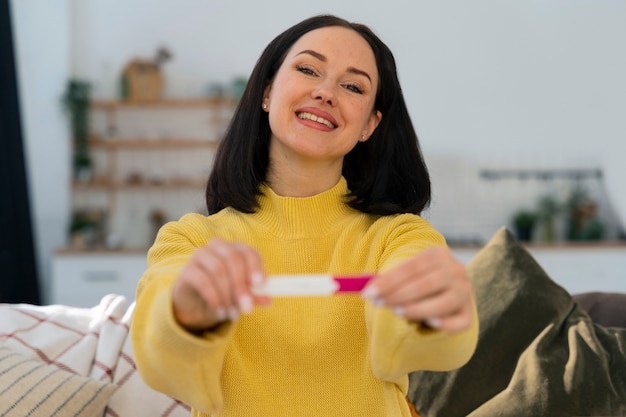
[365, 110, 382, 138]
[262, 83, 272, 112]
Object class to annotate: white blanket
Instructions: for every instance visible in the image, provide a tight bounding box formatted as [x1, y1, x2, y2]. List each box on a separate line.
[0, 294, 191, 416]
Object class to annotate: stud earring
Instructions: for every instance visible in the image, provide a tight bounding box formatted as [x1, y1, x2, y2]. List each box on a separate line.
[262, 103, 268, 110]
[361, 134, 367, 140]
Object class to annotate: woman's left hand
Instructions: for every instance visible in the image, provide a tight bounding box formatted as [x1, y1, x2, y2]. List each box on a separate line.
[361, 247, 475, 333]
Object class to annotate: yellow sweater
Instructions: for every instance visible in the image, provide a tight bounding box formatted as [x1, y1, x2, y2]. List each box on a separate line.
[131, 177, 478, 417]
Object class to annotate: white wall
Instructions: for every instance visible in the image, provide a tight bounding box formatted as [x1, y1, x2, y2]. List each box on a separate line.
[11, 1, 626, 300]
[67, 1, 626, 159]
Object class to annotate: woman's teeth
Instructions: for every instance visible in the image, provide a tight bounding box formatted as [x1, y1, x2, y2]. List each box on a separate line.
[297, 112, 336, 129]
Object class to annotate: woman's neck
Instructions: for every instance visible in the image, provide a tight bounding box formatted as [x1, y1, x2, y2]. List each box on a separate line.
[266, 158, 343, 198]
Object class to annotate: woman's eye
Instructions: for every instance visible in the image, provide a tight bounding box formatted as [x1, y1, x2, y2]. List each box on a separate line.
[296, 65, 317, 76]
[344, 84, 363, 94]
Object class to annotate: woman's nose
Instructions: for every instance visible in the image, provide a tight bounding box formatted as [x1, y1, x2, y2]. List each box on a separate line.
[312, 81, 336, 106]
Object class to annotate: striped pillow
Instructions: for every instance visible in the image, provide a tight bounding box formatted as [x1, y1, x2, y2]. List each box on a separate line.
[0, 346, 116, 417]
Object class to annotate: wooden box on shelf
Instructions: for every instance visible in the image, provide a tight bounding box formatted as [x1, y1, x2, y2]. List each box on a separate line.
[121, 59, 164, 101]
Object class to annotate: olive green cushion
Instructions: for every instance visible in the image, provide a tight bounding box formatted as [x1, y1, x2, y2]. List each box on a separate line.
[408, 227, 626, 417]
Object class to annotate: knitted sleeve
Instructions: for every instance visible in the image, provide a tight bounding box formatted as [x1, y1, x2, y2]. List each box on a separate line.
[365, 214, 479, 385]
[131, 213, 235, 414]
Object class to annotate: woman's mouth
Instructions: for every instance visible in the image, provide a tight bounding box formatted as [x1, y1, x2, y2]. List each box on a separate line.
[296, 112, 337, 129]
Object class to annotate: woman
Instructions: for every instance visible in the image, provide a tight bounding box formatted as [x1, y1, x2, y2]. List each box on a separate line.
[132, 14, 478, 417]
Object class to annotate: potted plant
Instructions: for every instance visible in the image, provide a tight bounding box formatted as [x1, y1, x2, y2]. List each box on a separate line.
[511, 209, 537, 242]
[537, 194, 562, 242]
[565, 185, 589, 240]
[62, 79, 92, 181]
[68, 211, 97, 248]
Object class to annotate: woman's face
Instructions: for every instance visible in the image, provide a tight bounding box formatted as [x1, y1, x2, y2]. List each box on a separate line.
[263, 26, 382, 169]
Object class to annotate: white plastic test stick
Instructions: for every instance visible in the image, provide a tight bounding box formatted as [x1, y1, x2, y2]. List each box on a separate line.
[251, 274, 373, 297]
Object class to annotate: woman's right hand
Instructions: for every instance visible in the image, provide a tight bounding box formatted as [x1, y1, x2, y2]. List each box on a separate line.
[172, 238, 269, 332]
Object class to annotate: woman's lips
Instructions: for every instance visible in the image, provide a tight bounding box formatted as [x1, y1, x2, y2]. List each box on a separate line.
[295, 107, 338, 129]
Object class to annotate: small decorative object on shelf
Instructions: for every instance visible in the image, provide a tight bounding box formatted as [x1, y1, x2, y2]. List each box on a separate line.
[206, 81, 226, 98]
[566, 186, 604, 241]
[511, 209, 537, 242]
[62, 79, 92, 182]
[68, 209, 106, 249]
[120, 46, 172, 101]
[150, 208, 167, 244]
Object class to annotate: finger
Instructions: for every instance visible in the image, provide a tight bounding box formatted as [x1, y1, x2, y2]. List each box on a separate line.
[252, 294, 272, 307]
[396, 289, 464, 322]
[361, 268, 411, 303]
[192, 243, 237, 315]
[387, 257, 466, 306]
[424, 302, 475, 334]
[393, 281, 474, 333]
[382, 269, 448, 306]
[203, 239, 269, 317]
[231, 242, 267, 308]
[363, 247, 450, 301]
[208, 240, 254, 319]
[173, 264, 226, 329]
[231, 243, 266, 285]
[214, 241, 270, 314]
[365, 259, 418, 298]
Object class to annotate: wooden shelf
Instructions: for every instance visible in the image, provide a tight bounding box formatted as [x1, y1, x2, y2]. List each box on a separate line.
[89, 136, 220, 149]
[520, 240, 626, 249]
[91, 97, 234, 109]
[449, 240, 626, 250]
[72, 177, 207, 190]
[55, 246, 149, 255]
[69, 97, 231, 250]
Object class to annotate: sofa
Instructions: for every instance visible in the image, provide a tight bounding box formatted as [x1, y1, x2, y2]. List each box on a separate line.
[0, 294, 191, 417]
[1, 227, 625, 417]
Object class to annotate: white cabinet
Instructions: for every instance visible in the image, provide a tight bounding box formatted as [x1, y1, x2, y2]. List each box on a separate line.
[50, 251, 147, 307]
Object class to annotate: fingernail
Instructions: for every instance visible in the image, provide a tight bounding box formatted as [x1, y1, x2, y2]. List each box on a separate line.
[373, 298, 386, 307]
[425, 318, 442, 329]
[251, 272, 264, 286]
[216, 307, 227, 321]
[228, 307, 239, 321]
[239, 294, 253, 313]
[361, 286, 379, 300]
[393, 306, 405, 317]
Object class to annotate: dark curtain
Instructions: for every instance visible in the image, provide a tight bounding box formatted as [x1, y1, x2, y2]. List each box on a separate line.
[0, 0, 41, 304]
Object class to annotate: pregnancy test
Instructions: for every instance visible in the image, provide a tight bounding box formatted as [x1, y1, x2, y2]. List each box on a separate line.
[252, 274, 373, 296]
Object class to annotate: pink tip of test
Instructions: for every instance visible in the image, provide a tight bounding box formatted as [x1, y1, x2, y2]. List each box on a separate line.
[333, 275, 373, 293]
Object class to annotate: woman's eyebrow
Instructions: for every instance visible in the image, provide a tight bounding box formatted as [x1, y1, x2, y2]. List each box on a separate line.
[295, 49, 372, 83]
[296, 49, 327, 62]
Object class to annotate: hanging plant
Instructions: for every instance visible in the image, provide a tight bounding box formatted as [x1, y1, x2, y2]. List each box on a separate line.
[62, 79, 92, 181]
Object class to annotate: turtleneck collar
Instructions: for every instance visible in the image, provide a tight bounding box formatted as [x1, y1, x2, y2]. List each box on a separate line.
[252, 177, 358, 239]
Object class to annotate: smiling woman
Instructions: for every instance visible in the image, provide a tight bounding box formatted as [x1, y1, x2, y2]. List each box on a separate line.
[205, 16, 432, 217]
[131, 14, 478, 417]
